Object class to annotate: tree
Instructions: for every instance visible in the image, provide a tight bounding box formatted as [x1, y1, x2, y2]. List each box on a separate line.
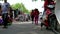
[11, 3, 29, 14]
[32, 0, 37, 1]
[0, 0, 3, 1]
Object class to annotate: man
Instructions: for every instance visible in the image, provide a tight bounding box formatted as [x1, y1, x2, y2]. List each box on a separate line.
[2, 0, 10, 28]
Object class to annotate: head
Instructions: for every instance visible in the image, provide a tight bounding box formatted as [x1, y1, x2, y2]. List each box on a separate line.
[4, 0, 7, 3]
[48, 0, 53, 2]
[40, 17, 42, 20]
[34, 8, 39, 12]
[32, 10, 34, 12]
[46, 9, 52, 15]
[35, 8, 38, 11]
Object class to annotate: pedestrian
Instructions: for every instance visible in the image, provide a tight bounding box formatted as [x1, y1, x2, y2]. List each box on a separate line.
[0, 3, 3, 25]
[30, 10, 34, 24]
[40, 16, 49, 30]
[2, 0, 10, 28]
[34, 9, 39, 25]
[40, 17, 44, 29]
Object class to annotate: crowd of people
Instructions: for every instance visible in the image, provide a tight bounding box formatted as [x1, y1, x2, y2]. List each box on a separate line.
[0, 0, 59, 32]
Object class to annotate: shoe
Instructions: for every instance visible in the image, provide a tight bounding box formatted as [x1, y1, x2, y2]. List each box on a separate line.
[32, 21, 34, 24]
[55, 29, 59, 32]
[46, 27, 50, 30]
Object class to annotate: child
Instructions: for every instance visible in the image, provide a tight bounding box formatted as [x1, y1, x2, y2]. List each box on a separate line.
[40, 17, 45, 29]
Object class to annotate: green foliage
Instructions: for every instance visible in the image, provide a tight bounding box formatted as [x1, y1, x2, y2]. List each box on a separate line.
[0, 0, 3, 1]
[32, 0, 37, 2]
[11, 3, 29, 14]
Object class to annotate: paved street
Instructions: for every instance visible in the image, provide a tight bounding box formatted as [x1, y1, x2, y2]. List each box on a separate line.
[0, 21, 60, 34]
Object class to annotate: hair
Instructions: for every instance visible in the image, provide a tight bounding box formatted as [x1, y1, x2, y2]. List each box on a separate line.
[48, 0, 54, 3]
[34, 8, 38, 11]
[32, 10, 34, 12]
[4, 0, 7, 3]
[40, 17, 42, 19]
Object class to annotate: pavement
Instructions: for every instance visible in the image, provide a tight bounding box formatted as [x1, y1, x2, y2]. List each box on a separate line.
[0, 21, 60, 34]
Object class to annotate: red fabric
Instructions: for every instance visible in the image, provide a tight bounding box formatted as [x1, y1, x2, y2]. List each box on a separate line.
[33, 9, 39, 25]
[44, 20, 49, 27]
[44, 0, 48, 9]
[44, 0, 56, 9]
[35, 16, 38, 25]
[34, 11, 39, 16]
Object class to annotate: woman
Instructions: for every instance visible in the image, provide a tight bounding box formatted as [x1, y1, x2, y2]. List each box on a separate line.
[34, 9, 39, 25]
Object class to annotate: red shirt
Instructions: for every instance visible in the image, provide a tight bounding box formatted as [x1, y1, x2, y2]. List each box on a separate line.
[34, 11, 39, 17]
[44, 0, 56, 9]
[44, 0, 48, 9]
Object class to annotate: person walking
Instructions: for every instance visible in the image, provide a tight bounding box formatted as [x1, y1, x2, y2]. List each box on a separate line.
[2, 0, 10, 28]
[30, 10, 34, 24]
[34, 9, 39, 25]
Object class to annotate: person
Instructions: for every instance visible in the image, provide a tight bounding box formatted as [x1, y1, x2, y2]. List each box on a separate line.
[34, 9, 39, 25]
[30, 10, 34, 24]
[40, 17, 44, 30]
[9, 7, 13, 19]
[48, 0, 55, 13]
[40, 17, 49, 30]
[46, 9, 58, 31]
[8, 7, 13, 24]
[0, 3, 2, 15]
[2, 0, 10, 28]
[0, 3, 3, 25]
[43, 0, 55, 18]
[42, 0, 49, 22]
[43, 0, 48, 16]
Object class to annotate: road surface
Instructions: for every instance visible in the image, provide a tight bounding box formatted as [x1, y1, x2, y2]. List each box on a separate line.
[0, 21, 60, 34]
